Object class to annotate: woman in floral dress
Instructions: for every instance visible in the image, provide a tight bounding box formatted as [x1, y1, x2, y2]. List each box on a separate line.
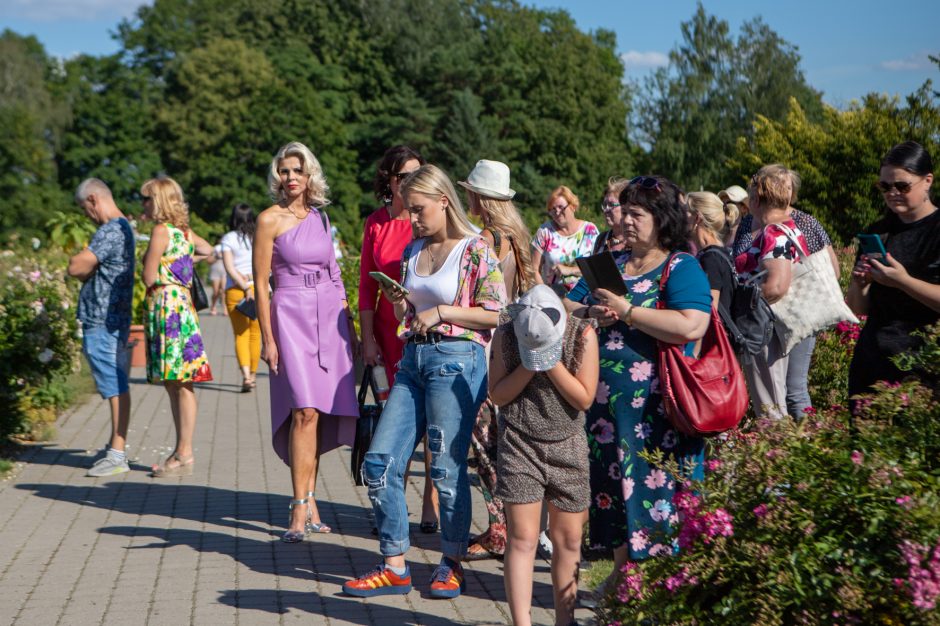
[531, 185, 599, 294]
[567, 175, 711, 588]
[141, 177, 214, 477]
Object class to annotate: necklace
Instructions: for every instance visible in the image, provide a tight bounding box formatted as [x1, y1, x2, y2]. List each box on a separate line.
[627, 250, 667, 276]
[286, 204, 309, 220]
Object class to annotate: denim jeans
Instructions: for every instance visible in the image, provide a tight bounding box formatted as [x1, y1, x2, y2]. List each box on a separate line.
[363, 339, 487, 558]
[785, 334, 816, 419]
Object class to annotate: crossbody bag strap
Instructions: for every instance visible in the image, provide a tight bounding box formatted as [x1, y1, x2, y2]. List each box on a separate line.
[772, 222, 807, 261]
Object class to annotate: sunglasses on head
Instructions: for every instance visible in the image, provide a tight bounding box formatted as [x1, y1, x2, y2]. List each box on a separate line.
[629, 176, 662, 192]
[876, 180, 916, 193]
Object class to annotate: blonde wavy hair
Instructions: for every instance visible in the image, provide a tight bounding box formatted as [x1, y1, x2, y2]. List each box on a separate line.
[142, 177, 189, 231]
[688, 191, 740, 242]
[749, 164, 798, 211]
[267, 141, 330, 207]
[400, 164, 478, 239]
[469, 193, 536, 293]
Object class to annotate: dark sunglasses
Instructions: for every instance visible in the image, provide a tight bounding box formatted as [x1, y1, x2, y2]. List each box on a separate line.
[629, 176, 662, 192]
[876, 180, 916, 194]
[141, 195, 152, 201]
[393, 171, 417, 182]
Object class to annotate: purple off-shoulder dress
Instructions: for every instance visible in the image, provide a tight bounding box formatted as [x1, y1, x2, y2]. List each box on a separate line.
[269, 209, 357, 465]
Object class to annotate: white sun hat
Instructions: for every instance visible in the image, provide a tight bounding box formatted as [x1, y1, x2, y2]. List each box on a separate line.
[458, 159, 516, 200]
[506, 285, 567, 372]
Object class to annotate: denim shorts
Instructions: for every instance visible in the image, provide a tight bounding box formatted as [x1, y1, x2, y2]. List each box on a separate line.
[82, 326, 130, 399]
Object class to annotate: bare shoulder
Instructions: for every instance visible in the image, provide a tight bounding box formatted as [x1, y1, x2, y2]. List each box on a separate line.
[255, 206, 285, 237]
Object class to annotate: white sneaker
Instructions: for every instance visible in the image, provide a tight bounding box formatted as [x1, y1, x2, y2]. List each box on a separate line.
[537, 530, 553, 558]
[87, 455, 129, 477]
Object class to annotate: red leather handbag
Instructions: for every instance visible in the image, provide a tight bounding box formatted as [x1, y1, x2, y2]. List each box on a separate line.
[656, 254, 748, 437]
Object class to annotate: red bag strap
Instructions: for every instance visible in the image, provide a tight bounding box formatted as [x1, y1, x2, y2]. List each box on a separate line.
[655, 252, 681, 310]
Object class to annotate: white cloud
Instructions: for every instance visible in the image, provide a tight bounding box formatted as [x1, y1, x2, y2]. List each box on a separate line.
[880, 51, 933, 72]
[620, 50, 670, 72]
[1, 0, 149, 21]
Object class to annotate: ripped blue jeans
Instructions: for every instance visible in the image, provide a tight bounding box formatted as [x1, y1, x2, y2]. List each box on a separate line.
[363, 339, 487, 557]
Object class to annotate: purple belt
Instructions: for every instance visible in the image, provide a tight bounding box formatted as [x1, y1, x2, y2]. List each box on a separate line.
[274, 269, 331, 289]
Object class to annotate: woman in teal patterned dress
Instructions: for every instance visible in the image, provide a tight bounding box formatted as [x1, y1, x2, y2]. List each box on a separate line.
[567, 176, 711, 589]
[141, 177, 214, 477]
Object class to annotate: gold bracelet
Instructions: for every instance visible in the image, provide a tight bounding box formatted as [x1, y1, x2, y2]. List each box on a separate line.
[623, 303, 635, 327]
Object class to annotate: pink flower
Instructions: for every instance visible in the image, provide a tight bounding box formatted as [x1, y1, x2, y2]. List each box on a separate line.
[851, 450, 864, 465]
[631, 279, 653, 293]
[649, 499, 673, 522]
[629, 360, 653, 382]
[622, 477, 635, 501]
[608, 462, 621, 480]
[590, 418, 615, 444]
[28, 270, 41, 282]
[634, 422, 651, 439]
[753, 504, 769, 518]
[896, 496, 914, 510]
[629, 530, 649, 552]
[595, 380, 610, 404]
[663, 566, 698, 593]
[595, 493, 612, 510]
[605, 330, 625, 351]
[644, 469, 667, 489]
[631, 396, 645, 409]
[898, 539, 940, 610]
[648, 543, 670, 556]
[704, 459, 722, 472]
[616, 562, 645, 602]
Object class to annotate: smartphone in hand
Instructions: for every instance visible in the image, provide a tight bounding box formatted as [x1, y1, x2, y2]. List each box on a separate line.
[368, 271, 410, 295]
[856, 233, 887, 263]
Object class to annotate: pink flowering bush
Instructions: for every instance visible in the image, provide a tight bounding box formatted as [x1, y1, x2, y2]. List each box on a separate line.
[0, 250, 80, 442]
[598, 330, 940, 625]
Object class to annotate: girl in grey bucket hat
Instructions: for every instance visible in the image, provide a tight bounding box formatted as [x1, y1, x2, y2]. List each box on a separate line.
[489, 284, 599, 626]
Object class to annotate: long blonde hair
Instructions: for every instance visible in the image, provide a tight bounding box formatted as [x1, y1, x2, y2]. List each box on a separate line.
[142, 177, 189, 231]
[472, 193, 535, 293]
[688, 191, 740, 242]
[400, 164, 478, 239]
[268, 141, 330, 207]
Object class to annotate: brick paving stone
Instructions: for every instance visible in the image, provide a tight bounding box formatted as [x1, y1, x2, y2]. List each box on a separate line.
[0, 316, 592, 625]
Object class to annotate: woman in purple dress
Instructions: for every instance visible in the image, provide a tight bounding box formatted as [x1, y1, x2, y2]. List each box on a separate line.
[254, 141, 359, 542]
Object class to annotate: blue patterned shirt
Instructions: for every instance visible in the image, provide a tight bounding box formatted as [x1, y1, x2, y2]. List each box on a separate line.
[77, 218, 136, 332]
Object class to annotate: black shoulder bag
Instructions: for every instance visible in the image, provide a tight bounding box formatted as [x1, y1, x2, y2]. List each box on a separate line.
[351, 366, 382, 486]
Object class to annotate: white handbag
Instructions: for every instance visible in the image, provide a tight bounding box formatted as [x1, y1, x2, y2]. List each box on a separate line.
[768, 223, 859, 354]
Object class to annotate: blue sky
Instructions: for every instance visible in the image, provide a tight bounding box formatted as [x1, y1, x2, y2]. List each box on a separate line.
[2, 0, 937, 106]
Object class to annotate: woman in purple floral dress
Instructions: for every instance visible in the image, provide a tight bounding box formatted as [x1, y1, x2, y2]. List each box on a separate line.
[142, 177, 214, 477]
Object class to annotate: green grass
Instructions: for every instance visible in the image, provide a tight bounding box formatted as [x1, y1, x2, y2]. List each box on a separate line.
[581, 558, 614, 592]
[0, 457, 13, 477]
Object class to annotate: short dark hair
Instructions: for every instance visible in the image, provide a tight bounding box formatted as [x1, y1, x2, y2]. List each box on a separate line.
[619, 175, 690, 252]
[372, 145, 426, 202]
[881, 141, 934, 176]
[228, 203, 255, 243]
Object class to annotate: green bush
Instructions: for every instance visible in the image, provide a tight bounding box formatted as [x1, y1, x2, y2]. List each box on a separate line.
[0, 249, 81, 441]
[599, 327, 940, 625]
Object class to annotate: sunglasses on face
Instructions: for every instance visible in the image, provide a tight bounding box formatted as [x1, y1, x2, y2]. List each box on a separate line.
[393, 171, 417, 183]
[601, 201, 621, 213]
[141, 195, 152, 202]
[876, 180, 917, 194]
[629, 176, 662, 192]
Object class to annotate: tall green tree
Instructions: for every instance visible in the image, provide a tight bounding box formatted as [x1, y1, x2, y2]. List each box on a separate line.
[633, 4, 822, 191]
[0, 31, 70, 236]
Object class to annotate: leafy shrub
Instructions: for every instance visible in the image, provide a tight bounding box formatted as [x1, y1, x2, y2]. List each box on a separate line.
[0, 250, 81, 441]
[599, 326, 940, 625]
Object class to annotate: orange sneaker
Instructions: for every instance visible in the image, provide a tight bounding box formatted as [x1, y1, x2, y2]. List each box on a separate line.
[429, 560, 465, 599]
[342, 564, 412, 597]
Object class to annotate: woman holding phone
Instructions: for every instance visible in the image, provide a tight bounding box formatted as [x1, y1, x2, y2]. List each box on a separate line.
[848, 141, 940, 402]
[343, 164, 506, 599]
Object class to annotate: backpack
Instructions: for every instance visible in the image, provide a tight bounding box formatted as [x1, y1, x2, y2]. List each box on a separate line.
[699, 247, 774, 363]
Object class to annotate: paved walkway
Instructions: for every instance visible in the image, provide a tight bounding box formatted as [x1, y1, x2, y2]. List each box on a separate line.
[0, 316, 595, 625]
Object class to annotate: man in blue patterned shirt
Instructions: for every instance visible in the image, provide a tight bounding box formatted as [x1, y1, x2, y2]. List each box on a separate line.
[68, 179, 136, 477]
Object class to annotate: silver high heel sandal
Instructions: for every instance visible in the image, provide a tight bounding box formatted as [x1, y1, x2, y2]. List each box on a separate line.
[282, 497, 308, 543]
[304, 491, 332, 534]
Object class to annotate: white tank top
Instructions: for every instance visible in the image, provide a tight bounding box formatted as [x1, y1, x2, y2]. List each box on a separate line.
[404, 237, 471, 313]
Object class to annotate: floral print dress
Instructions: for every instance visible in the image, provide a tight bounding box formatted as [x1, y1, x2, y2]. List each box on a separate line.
[569, 253, 708, 560]
[145, 223, 211, 383]
[532, 220, 599, 291]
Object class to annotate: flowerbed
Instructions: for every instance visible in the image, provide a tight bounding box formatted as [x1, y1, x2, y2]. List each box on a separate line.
[0, 250, 81, 442]
[599, 326, 940, 625]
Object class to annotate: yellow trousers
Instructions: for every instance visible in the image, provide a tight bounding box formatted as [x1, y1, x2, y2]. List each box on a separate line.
[225, 288, 261, 373]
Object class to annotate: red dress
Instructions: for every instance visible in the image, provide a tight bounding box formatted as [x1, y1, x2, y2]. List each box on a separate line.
[358, 207, 413, 382]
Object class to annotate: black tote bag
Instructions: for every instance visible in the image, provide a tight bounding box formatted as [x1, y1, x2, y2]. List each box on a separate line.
[191, 272, 210, 311]
[351, 366, 382, 486]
